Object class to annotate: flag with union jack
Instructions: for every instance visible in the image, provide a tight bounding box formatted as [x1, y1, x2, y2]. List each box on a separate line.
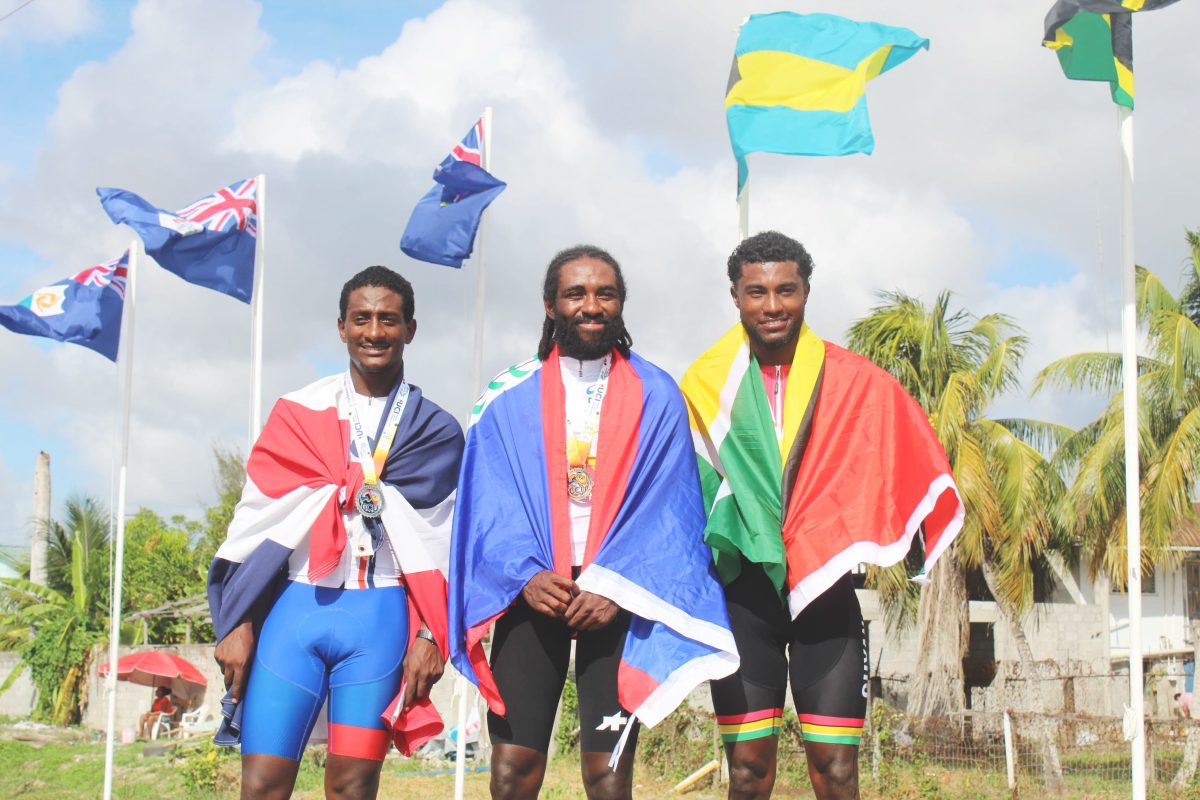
[401, 119, 505, 268]
[97, 178, 258, 303]
[0, 251, 129, 360]
[438, 118, 484, 172]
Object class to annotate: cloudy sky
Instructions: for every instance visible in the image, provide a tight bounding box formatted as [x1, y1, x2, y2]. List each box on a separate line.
[1, 0, 1197, 549]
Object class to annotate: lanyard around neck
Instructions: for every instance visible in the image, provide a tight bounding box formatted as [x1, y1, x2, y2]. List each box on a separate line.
[567, 356, 610, 467]
[343, 371, 410, 486]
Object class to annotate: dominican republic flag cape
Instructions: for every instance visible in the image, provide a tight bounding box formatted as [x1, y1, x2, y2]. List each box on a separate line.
[206, 373, 463, 755]
[449, 348, 739, 728]
[680, 324, 964, 619]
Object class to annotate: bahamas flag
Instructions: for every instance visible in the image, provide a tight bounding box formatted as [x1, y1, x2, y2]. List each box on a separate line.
[680, 324, 964, 619]
[726, 12, 929, 196]
[1043, 0, 1181, 109]
[449, 349, 738, 728]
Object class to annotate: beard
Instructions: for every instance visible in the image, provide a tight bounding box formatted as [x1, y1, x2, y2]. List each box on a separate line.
[743, 316, 802, 354]
[554, 311, 624, 360]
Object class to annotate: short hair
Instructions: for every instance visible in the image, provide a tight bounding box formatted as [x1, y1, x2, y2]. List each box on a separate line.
[538, 245, 632, 360]
[726, 231, 814, 285]
[339, 266, 414, 321]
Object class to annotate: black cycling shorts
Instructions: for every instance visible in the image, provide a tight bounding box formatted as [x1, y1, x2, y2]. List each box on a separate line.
[710, 565, 867, 747]
[487, 596, 640, 754]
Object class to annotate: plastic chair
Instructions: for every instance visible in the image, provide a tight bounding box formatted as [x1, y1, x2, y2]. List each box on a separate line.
[149, 712, 174, 740]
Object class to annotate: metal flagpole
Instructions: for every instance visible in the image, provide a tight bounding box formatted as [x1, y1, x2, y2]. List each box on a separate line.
[1118, 104, 1146, 800]
[456, 104, 493, 800]
[102, 240, 139, 800]
[468, 108, 494, 402]
[249, 173, 267, 446]
[737, 178, 749, 242]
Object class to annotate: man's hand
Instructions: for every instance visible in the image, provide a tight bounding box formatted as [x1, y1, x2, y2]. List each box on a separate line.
[563, 591, 619, 632]
[214, 619, 254, 703]
[521, 570, 579, 618]
[402, 635, 445, 708]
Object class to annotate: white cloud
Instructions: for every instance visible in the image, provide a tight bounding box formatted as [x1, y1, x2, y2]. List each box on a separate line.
[1, 0, 1198, 529]
[0, 0, 94, 45]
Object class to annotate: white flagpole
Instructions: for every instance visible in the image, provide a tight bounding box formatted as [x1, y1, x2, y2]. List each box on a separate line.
[455, 105, 493, 800]
[467, 108, 494, 401]
[737, 179, 749, 242]
[1118, 104, 1146, 800]
[102, 240, 138, 800]
[249, 173, 267, 447]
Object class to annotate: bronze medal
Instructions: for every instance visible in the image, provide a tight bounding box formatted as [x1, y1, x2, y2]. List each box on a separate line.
[567, 466, 594, 502]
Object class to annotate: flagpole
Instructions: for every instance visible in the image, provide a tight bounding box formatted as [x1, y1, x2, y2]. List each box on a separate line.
[468, 108, 493, 402]
[737, 179, 749, 241]
[102, 240, 138, 800]
[249, 173, 267, 447]
[1117, 104, 1145, 800]
[455, 105, 493, 800]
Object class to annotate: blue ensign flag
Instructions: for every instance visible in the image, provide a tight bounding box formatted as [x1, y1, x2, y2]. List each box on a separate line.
[97, 178, 258, 303]
[401, 120, 506, 268]
[0, 251, 129, 361]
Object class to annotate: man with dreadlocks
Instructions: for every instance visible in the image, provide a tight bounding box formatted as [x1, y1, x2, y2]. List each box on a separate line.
[448, 246, 738, 800]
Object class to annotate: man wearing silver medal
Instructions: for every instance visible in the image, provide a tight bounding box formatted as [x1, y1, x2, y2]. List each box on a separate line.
[209, 266, 464, 799]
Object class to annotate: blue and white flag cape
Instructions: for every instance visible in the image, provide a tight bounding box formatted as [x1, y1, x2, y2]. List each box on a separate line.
[449, 348, 738, 728]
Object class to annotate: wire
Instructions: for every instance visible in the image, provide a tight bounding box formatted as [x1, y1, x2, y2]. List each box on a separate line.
[0, 0, 39, 26]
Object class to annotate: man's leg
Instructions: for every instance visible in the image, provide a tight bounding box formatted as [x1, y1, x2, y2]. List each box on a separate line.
[324, 754, 385, 800]
[788, 575, 868, 800]
[711, 563, 790, 800]
[576, 611, 638, 800]
[323, 584, 410, 800]
[722, 736, 779, 800]
[239, 582, 329, 799]
[241, 754, 301, 800]
[802, 741, 859, 800]
[487, 598, 571, 800]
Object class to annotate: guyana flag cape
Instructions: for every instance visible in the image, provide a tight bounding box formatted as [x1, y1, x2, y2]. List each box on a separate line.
[680, 324, 963, 619]
[449, 348, 738, 728]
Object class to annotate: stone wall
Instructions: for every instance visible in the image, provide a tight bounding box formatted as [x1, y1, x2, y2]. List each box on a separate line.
[0, 651, 36, 717]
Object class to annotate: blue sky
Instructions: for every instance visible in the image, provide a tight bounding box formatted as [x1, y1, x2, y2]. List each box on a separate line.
[0, 0, 444, 546]
[0, 0, 1196, 550]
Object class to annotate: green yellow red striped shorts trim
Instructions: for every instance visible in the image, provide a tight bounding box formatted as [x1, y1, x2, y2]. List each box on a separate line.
[717, 708, 783, 743]
[798, 713, 864, 746]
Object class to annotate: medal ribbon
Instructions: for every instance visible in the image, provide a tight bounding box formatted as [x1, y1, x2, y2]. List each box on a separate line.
[343, 372, 411, 489]
[566, 357, 611, 469]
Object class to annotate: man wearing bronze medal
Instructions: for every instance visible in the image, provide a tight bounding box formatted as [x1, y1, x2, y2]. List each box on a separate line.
[448, 246, 739, 800]
[209, 266, 464, 799]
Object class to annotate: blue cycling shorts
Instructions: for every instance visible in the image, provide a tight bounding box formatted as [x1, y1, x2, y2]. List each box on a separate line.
[241, 581, 408, 761]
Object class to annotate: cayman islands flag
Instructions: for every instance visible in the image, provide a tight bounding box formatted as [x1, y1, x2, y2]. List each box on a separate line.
[681, 324, 964, 618]
[0, 251, 128, 361]
[449, 349, 739, 731]
[97, 178, 258, 303]
[207, 374, 464, 755]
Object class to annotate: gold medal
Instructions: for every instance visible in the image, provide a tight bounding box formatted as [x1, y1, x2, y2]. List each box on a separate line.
[567, 466, 594, 502]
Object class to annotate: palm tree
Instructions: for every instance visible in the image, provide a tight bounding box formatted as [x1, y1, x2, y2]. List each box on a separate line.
[847, 291, 1070, 723]
[0, 495, 111, 724]
[1034, 230, 1200, 585]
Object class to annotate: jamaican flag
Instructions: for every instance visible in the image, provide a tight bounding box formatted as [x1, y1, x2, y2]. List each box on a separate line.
[680, 323, 963, 620]
[1043, 0, 1181, 108]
